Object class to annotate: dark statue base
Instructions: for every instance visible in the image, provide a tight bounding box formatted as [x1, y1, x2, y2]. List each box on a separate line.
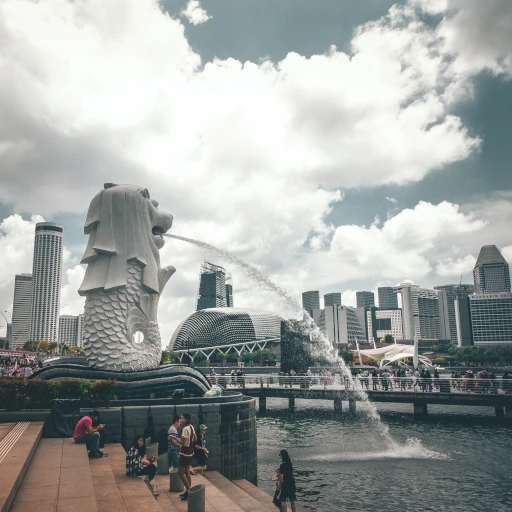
[30, 363, 211, 398]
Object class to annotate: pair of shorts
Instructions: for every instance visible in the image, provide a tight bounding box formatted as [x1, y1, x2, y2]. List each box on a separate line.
[179, 454, 192, 467]
[168, 450, 179, 469]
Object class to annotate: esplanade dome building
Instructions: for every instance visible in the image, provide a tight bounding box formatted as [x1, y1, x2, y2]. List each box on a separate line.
[169, 308, 284, 351]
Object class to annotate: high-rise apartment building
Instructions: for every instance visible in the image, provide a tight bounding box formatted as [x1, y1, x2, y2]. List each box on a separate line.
[473, 245, 511, 293]
[378, 287, 398, 309]
[469, 292, 512, 345]
[435, 284, 474, 343]
[10, 273, 33, 348]
[196, 261, 233, 311]
[302, 291, 320, 317]
[29, 222, 64, 343]
[356, 291, 375, 308]
[58, 315, 81, 347]
[324, 293, 342, 308]
[394, 283, 441, 341]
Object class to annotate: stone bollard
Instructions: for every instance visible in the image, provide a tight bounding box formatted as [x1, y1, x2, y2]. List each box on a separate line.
[188, 484, 206, 512]
[146, 442, 158, 459]
[170, 471, 184, 492]
[157, 453, 169, 475]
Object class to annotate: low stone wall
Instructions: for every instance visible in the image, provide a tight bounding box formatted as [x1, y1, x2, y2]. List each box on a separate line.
[0, 394, 258, 482]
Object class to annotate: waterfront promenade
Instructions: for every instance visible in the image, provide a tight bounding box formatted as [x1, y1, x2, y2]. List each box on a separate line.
[216, 375, 512, 416]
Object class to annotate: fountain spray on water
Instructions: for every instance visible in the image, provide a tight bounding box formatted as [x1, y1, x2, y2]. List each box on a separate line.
[166, 233, 440, 457]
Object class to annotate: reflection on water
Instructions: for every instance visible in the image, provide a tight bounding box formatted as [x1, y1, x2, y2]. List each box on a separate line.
[256, 399, 512, 512]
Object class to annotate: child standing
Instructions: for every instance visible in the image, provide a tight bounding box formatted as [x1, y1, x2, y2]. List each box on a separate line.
[272, 468, 282, 509]
[190, 424, 209, 475]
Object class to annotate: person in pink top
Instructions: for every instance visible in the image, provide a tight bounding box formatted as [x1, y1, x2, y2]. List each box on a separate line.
[73, 410, 107, 458]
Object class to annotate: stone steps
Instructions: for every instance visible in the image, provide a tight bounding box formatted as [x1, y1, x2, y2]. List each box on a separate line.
[89, 442, 163, 512]
[0, 421, 44, 512]
[205, 471, 276, 511]
[232, 479, 277, 511]
[9, 436, 97, 512]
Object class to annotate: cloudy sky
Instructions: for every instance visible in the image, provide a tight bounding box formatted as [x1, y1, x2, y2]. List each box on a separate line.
[1, 0, 511, 344]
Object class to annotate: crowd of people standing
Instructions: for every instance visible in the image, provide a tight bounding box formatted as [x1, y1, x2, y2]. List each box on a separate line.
[0, 355, 39, 377]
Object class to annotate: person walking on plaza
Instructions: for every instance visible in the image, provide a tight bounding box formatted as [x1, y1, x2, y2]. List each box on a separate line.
[73, 410, 107, 458]
[167, 415, 181, 472]
[277, 449, 297, 512]
[125, 435, 158, 497]
[171, 413, 197, 501]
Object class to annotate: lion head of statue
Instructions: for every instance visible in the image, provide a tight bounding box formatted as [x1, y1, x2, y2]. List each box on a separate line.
[78, 183, 173, 295]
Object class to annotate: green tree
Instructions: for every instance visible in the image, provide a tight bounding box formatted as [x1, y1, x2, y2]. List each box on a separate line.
[338, 349, 354, 363]
[384, 334, 394, 344]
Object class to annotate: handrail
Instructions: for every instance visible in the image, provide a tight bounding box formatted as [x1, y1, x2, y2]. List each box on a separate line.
[205, 374, 512, 394]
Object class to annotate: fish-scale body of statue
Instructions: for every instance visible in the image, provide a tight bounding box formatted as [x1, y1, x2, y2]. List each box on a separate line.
[78, 183, 174, 371]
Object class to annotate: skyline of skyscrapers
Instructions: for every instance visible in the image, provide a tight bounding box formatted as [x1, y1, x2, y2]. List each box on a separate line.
[28, 222, 64, 343]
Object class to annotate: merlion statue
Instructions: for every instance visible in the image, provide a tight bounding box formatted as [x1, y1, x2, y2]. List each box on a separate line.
[78, 183, 175, 371]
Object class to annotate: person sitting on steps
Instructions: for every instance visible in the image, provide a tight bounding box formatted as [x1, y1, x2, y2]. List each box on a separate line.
[73, 410, 107, 458]
[125, 434, 158, 497]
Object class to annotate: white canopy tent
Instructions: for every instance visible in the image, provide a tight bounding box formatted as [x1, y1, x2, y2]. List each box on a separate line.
[354, 344, 435, 369]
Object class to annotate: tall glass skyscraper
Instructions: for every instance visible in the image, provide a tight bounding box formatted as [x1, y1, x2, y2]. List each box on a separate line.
[378, 287, 398, 309]
[302, 290, 320, 317]
[28, 222, 64, 343]
[324, 292, 342, 308]
[473, 245, 511, 293]
[356, 291, 375, 308]
[196, 261, 233, 311]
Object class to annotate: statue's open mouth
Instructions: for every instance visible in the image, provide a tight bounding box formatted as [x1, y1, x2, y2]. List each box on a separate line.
[152, 226, 164, 237]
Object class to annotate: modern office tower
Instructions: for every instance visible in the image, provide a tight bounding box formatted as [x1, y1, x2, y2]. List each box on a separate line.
[313, 305, 365, 346]
[10, 273, 33, 348]
[473, 245, 511, 293]
[324, 292, 342, 308]
[394, 283, 441, 341]
[454, 296, 473, 347]
[58, 315, 80, 347]
[435, 284, 474, 343]
[366, 308, 403, 343]
[225, 274, 234, 307]
[356, 291, 375, 308]
[469, 292, 512, 345]
[196, 261, 232, 311]
[302, 290, 320, 317]
[378, 287, 398, 309]
[28, 222, 64, 343]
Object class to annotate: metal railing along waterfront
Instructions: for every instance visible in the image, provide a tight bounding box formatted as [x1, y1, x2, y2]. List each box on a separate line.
[206, 374, 512, 394]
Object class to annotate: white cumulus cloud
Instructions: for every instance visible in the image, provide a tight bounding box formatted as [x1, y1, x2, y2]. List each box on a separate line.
[181, 0, 211, 25]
